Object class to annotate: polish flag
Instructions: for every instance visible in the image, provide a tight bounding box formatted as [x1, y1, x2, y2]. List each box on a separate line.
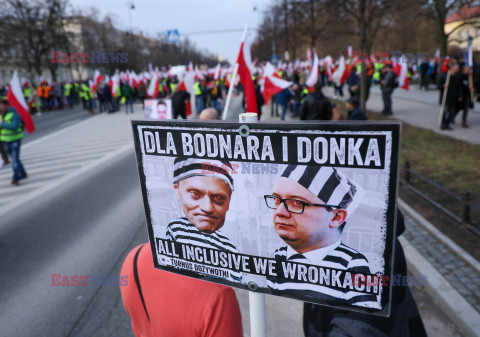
[194, 65, 204, 80]
[305, 49, 319, 90]
[7, 71, 35, 133]
[178, 81, 192, 116]
[147, 75, 159, 98]
[130, 71, 139, 89]
[180, 68, 195, 116]
[110, 74, 120, 97]
[434, 49, 440, 64]
[398, 56, 409, 90]
[332, 56, 348, 85]
[346, 46, 352, 58]
[236, 25, 258, 114]
[213, 63, 221, 81]
[262, 74, 293, 105]
[93, 69, 102, 93]
[306, 49, 312, 61]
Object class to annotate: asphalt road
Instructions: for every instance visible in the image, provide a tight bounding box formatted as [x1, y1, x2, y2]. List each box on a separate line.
[24, 105, 100, 144]
[0, 148, 144, 337]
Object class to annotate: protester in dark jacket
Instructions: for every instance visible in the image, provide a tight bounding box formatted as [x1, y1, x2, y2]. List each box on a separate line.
[102, 83, 114, 112]
[346, 68, 360, 97]
[437, 71, 448, 105]
[440, 63, 463, 130]
[255, 81, 264, 119]
[300, 83, 332, 120]
[452, 64, 472, 128]
[275, 87, 293, 120]
[304, 209, 428, 337]
[121, 82, 134, 113]
[346, 97, 367, 120]
[171, 85, 190, 119]
[380, 64, 397, 115]
[138, 82, 147, 109]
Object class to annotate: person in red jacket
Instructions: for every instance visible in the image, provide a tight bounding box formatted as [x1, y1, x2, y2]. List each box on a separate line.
[120, 243, 244, 337]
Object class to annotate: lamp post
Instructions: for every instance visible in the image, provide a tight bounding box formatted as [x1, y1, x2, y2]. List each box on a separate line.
[127, 1, 135, 44]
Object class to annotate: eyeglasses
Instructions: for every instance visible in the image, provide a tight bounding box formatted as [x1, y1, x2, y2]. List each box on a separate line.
[264, 195, 338, 214]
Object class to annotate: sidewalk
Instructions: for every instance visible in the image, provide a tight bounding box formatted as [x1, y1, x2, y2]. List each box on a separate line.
[322, 85, 480, 145]
[260, 105, 480, 337]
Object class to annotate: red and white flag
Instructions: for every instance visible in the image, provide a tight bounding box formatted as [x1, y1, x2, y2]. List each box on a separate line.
[213, 63, 221, 81]
[306, 49, 312, 61]
[93, 69, 103, 94]
[236, 25, 258, 114]
[398, 56, 409, 90]
[262, 73, 292, 105]
[434, 49, 440, 64]
[305, 49, 319, 89]
[130, 71, 139, 89]
[332, 56, 348, 85]
[346, 46, 352, 58]
[147, 75, 159, 98]
[7, 71, 35, 133]
[180, 67, 195, 116]
[110, 74, 120, 97]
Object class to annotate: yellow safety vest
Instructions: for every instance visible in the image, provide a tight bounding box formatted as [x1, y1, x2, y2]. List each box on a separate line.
[0, 110, 23, 142]
[194, 82, 202, 96]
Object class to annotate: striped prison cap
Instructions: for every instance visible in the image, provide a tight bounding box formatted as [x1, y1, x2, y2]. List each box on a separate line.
[173, 157, 234, 191]
[280, 164, 364, 220]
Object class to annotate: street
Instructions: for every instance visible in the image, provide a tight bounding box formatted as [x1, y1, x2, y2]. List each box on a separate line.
[0, 146, 144, 336]
[24, 106, 96, 144]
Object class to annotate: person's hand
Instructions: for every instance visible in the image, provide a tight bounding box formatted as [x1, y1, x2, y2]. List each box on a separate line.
[459, 97, 463, 101]
[444, 83, 448, 88]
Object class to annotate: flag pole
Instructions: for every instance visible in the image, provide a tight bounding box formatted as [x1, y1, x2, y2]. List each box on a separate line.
[221, 62, 239, 120]
[438, 70, 451, 128]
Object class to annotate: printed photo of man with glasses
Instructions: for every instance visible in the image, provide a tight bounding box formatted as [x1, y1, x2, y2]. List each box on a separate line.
[264, 164, 378, 307]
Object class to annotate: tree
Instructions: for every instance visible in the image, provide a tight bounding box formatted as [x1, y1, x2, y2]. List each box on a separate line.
[422, 0, 474, 56]
[1, 0, 72, 81]
[335, 0, 397, 111]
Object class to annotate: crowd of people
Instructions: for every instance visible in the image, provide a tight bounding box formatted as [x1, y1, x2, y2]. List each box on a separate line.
[1, 52, 476, 130]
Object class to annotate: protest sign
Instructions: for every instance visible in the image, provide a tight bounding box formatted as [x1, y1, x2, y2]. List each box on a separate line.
[144, 99, 172, 120]
[132, 120, 400, 316]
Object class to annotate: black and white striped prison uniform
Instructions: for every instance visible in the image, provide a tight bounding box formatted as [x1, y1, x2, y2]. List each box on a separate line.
[166, 217, 241, 282]
[280, 165, 362, 215]
[267, 242, 379, 308]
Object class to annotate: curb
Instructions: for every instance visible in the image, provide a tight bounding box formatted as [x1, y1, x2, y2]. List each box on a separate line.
[398, 199, 480, 276]
[399, 237, 480, 337]
[398, 200, 480, 337]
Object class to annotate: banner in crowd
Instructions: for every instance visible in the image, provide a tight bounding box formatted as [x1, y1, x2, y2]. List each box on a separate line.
[132, 120, 400, 316]
[144, 99, 172, 120]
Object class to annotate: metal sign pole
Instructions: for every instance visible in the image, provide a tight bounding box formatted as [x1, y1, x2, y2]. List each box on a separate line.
[238, 112, 267, 337]
[249, 292, 267, 337]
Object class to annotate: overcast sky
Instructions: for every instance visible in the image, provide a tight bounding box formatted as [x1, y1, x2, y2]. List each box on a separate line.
[70, 0, 274, 64]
